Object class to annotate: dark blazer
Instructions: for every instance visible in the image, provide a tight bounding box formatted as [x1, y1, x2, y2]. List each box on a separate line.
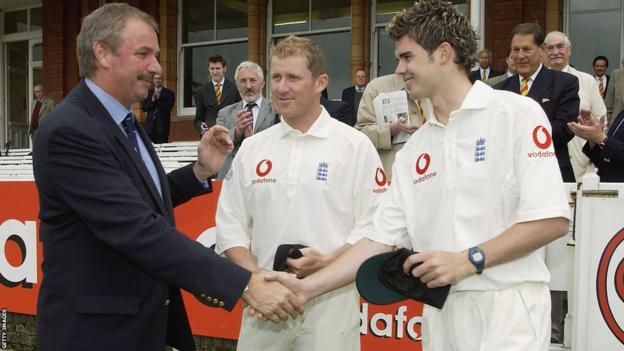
[341, 86, 363, 120]
[193, 78, 240, 134]
[494, 68, 580, 182]
[141, 86, 175, 143]
[582, 109, 624, 182]
[321, 96, 355, 126]
[469, 68, 503, 84]
[33, 79, 250, 351]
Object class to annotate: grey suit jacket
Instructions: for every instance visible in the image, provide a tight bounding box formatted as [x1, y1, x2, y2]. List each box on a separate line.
[31, 97, 56, 133]
[605, 67, 624, 126]
[486, 73, 511, 87]
[216, 98, 276, 179]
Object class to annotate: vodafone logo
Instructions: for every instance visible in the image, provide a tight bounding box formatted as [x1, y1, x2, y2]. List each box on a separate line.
[596, 228, 624, 344]
[375, 168, 387, 187]
[532, 126, 552, 150]
[255, 159, 272, 177]
[415, 154, 431, 175]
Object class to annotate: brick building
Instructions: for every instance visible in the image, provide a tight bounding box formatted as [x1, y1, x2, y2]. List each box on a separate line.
[0, 0, 621, 147]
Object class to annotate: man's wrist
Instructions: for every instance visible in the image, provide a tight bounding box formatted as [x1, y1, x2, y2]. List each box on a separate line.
[598, 135, 608, 148]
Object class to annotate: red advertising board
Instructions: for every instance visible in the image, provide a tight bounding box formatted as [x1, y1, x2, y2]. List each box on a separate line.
[0, 180, 422, 349]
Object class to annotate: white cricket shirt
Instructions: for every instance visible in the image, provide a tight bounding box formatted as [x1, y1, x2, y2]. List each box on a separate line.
[216, 107, 388, 270]
[366, 81, 571, 291]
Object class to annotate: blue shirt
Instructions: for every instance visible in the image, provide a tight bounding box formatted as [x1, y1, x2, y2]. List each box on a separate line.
[85, 78, 162, 196]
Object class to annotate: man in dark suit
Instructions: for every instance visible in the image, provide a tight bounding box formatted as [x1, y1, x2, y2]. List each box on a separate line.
[469, 48, 502, 84]
[593, 55, 610, 99]
[32, 4, 302, 351]
[321, 96, 355, 126]
[569, 109, 624, 182]
[341, 69, 367, 119]
[216, 61, 277, 178]
[193, 54, 241, 134]
[495, 23, 580, 182]
[141, 72, 175, 143]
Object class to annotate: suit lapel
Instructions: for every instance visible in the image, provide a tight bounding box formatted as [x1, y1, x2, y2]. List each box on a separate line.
[254, 100, 272, 133]
[135, 122, 174, 215]
[527, 68, 550, 103]
[77, 80, 170, 216]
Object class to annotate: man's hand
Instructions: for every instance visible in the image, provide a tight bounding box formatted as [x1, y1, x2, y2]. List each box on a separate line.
[242, 271, 304, 322]
[264, 271, 309, 305]
[568, 110, 607, 145]
[193, 125, 233, 180]
[235, 109, 253, 139]
[402, 250, 474, 288]
[390, 117, 418, 136]
[286, 248, 329, 278]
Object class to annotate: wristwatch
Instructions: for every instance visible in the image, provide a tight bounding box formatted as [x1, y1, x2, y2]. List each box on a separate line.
[468, 246, 485, 274]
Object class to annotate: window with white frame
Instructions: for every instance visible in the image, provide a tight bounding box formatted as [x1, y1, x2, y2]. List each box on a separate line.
[271, 0, 352, 99]
[179, 0, 248, 115]
[372, 0, 468, 78]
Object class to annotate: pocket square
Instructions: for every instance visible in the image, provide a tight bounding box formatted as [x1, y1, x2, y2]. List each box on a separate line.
[542, 98, 551, 103]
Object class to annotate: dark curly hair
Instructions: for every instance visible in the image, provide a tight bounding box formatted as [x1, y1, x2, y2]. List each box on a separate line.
[386, 0, 478, 75]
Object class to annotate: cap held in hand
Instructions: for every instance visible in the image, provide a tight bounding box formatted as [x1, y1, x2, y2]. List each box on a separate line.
[356, 248, 451, 309]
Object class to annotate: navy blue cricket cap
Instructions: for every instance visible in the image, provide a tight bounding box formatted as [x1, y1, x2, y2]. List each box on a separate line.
[356, 248, 451, 309]
[273, 244, 307, 272]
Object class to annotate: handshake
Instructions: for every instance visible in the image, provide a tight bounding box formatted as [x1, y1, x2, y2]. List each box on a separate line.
[240, 270, 308, 322]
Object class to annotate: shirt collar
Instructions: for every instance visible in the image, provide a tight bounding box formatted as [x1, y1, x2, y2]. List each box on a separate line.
[458, 80, 492, 110]
[243, 96, 263, 109]
[278, 106, 332, 139]
[85, 78, 132, 126]
[212, 79, 225, 86]
[520, 63, 542, 83]
[427, 81, 492, 126]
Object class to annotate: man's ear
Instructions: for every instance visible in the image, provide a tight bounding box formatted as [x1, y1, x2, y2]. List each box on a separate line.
[316, 74, 329, 94]
[435, 42, 453, 65]
[93, 41, 112, 69]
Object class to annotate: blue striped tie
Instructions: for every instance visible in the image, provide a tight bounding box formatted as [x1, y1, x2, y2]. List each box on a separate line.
[121, 113, 140, 154]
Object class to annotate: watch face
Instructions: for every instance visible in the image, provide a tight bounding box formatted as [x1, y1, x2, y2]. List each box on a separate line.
[471, 251, 484, 263]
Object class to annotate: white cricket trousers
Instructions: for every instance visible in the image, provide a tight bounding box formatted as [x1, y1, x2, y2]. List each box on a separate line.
[236, 283, 360, 351]
[422, 281, 551, 351]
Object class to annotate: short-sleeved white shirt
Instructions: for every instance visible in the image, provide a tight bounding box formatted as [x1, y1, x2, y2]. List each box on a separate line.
[366, 81, 571, 291]
[216, 107, 388, 270]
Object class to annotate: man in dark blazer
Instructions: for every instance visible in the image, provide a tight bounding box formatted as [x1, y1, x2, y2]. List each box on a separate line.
[216, 61, 277, 178]
[141, 72, 175, 143]
[469, 48, 503, 84]
[495, 23, 580, 182]
[321, 96, 355, 126]
[193, 54, 241, 135]
[32, 4, 302, 351]
[593, 55, 610, 99]
[569, 109, 624, 182]
[341, 69, 367, 119]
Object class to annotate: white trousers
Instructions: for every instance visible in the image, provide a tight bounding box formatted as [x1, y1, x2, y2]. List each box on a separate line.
[236, 283, 360, 351]
[422, 282, 551, 351]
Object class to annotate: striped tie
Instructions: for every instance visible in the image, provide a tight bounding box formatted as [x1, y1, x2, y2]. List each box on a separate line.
[121, 113, 140, 154]
[215, 82, 222, 105]
[481, 70, 487, 82]
[599, 79, 605, 98]
[520, 77, 529, 96]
